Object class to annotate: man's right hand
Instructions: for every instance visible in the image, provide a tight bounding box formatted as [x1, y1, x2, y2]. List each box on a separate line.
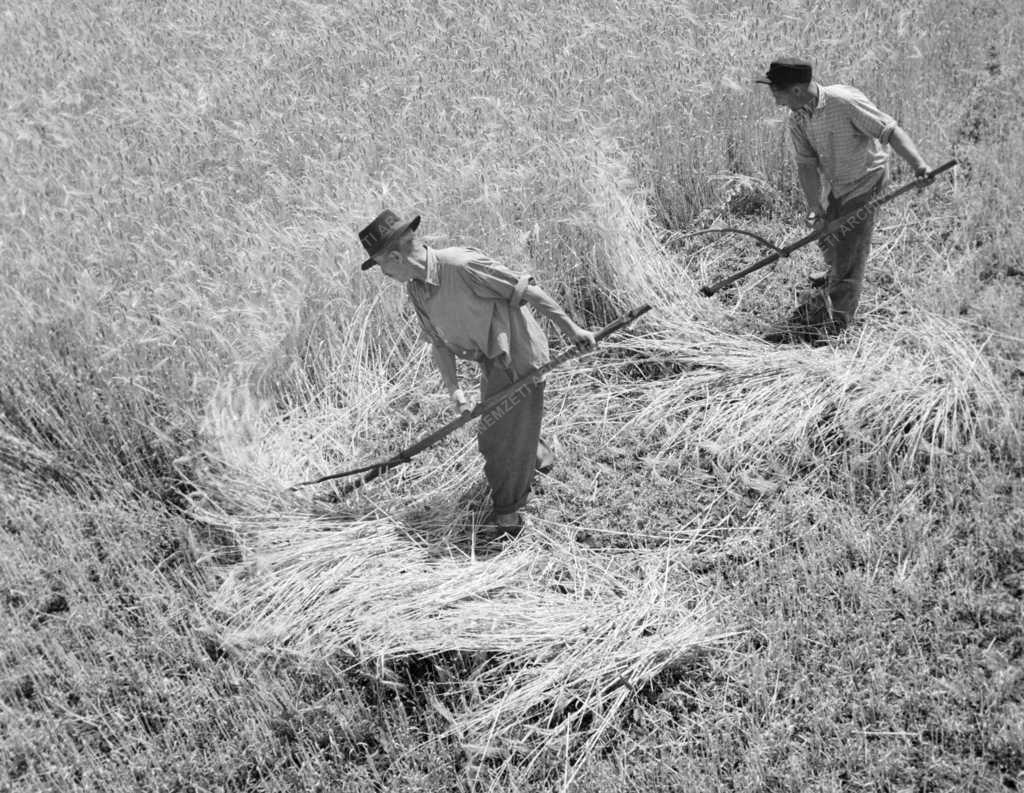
[449, 388, 472, 415]
[567, 324, 597, 352]
[805, 208, 827, 231]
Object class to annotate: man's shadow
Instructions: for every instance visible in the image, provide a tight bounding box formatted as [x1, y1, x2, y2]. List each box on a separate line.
[312, 473, 547, 560]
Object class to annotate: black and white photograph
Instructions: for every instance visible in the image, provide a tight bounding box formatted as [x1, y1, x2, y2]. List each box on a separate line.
[2, 1, 1021, 790]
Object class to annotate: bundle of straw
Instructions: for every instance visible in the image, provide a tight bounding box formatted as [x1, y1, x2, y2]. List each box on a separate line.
[607, 307, 1019, 481]
[207, 510, 726, 786]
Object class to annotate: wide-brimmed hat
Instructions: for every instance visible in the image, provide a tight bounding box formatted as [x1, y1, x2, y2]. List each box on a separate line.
[358, 210, 421, 270]
[755, 59, 812, 87]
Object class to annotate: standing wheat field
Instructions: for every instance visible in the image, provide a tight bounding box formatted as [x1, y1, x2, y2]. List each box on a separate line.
[2, 1, 1023, 791]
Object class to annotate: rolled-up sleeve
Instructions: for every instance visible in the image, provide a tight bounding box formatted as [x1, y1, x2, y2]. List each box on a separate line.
[460, 252, 536, 303]
[845, 94, 897, 143]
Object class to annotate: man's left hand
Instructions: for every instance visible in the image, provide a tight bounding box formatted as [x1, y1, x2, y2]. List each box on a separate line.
[449, 388, 472, 415]
[805, 210, 826, 232]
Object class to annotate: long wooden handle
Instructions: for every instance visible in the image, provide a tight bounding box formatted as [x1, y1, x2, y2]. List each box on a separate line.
[699, 159, 958, 297]
[288, 304, 653, 493]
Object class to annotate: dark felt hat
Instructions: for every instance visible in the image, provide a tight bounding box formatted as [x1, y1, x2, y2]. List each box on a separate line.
[358, 210, 421, 270]
[756, 59, 813, 86]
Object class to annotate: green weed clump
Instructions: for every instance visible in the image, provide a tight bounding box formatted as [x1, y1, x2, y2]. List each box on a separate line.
[3, 0, 1023, 790]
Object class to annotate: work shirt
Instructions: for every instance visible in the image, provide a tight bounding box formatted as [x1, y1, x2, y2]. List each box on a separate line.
[406, 246, 550, 377]
[789, 83, 898, 200]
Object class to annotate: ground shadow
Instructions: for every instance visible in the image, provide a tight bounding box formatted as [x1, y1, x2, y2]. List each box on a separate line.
[309, 474, 552, 560]
[394, 478, 514, 560]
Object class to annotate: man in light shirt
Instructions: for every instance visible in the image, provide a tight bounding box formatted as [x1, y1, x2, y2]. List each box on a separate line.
[358, 210, 595, 537]
[759, 59, 931, 343]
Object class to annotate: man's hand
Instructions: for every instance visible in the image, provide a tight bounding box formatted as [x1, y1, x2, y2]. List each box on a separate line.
[890, 127, 931, 184]
[805, 207, 827, 231]
[518, 283, 597, 352]
[567, 324, 597, 352]
[449, 388, 472, 415]
[911, 162, 933, 192]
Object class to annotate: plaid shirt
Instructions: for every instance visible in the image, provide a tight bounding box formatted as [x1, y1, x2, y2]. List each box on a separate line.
[406, 246, 550, 377]
[789, 84, 898, 200]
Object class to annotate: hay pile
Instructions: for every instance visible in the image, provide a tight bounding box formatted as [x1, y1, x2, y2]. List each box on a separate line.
[613, 309, 1019, 481]
[193, 247, 1019, 784]
[207, 510, 724, 782]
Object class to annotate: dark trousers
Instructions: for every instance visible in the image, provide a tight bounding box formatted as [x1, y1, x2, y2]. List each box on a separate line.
[477, 359, 547, 516]
[794, 178, 885, 335]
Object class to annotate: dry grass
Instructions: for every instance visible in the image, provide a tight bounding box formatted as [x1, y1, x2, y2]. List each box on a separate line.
[617, 309, 1018, 479]
[3, 0, 1024, 790]
[208, 513, 726, 785]
[187, 275, 1019, 783]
